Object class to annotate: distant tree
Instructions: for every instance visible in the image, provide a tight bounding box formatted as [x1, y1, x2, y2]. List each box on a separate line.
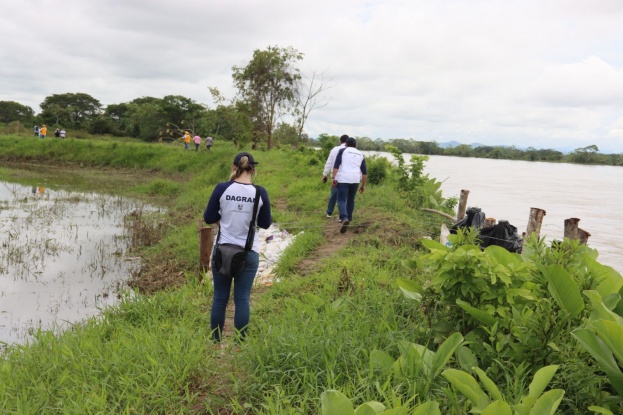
[232, 45, 303, 149]
[39, 93, 102, 128]
[294, 70, 332, 141]
[0, 101, 34, 125]
[570, 144, 599, 164]
[273, 122, 299, 147]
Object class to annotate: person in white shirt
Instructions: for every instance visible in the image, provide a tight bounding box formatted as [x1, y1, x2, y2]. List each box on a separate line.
[321, 134, 348, 218]
[332, 137, 367, 233]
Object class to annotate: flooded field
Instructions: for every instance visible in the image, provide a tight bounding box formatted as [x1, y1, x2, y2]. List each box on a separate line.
[0, 181, 162, 346]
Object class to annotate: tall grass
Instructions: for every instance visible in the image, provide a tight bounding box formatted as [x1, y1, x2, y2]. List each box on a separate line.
[0, 135, 448, 414]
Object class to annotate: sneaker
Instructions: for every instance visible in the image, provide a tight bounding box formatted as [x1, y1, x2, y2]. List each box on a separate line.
[340, 220, 350, 233]
[326, 214, 332, 218]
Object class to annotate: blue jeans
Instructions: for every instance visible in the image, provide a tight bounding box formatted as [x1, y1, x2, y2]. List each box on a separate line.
[336, 182, 360, 222]
[326, 186, 338, 216]
[210, 249, 259, 342]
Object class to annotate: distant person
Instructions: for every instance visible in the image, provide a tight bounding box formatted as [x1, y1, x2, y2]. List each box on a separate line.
[322, 134, 348, 218]
[193, 134, 201, 152]
[332, 137, 367, 233]
[54, 128, 60, 138]
[206, 136, 213, 151]
[34, 125, 39, 137]
[203, 152, 272, 343]
[182, 131, 191, 150]
[40, 125, 47, 139]
[60, 129, 66, 139]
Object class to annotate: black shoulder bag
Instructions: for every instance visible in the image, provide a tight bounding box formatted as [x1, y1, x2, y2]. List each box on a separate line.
[213, 185, 260, 278]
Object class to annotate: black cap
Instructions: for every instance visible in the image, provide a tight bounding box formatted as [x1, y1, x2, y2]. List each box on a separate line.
[233, 152, 258, 166]
[346, 137, 356, 147]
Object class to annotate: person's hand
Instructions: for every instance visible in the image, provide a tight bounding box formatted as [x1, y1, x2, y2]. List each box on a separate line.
[322, 176, 327, 183]
[331, 179, 337, 188]
[359, 185, 365, 194]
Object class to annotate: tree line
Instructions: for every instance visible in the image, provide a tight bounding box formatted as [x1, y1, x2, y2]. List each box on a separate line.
[312, 135, 623, 166]
[0, 46, 330, 149]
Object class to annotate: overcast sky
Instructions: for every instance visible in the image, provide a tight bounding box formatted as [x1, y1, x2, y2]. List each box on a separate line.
[2, 0, 623, 153]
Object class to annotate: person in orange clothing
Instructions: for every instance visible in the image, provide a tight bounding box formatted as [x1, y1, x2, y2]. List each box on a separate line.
[182, 131, 191, 150]
[40, 125, 47, 138]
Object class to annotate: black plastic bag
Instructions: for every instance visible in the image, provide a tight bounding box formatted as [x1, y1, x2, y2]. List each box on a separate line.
[478, 220, 523, 253]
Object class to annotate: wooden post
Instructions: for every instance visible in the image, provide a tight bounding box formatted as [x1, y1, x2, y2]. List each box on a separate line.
[578, 228, 591, 244]
[198, 220, 213, 274]
[526, 208, 546, 239]
[457, 189, 470, 220]
[564, 218, 580, 240]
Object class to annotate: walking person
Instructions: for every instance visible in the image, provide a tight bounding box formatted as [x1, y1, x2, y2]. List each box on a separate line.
[182, 131, 191, 150]
[34, 125, 39, 138]
[203, 152, 272, 343]
[322, 134, 348, 218]
[40, 125, 47, 138]
[54, 128, 60, 138]
[205, 135, 213, 151]
[332, 137, 367, 233]
[193, 134, 201, 152]
[60, 128, 66, 139]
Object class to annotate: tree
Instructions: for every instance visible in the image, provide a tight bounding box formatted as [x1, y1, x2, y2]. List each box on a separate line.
[232, 46, 303, 149]
[571, 144, 599, 164]
[0, 101, 34, 125]
[39, 93, 102, 128]
[294, 71, 332, 141]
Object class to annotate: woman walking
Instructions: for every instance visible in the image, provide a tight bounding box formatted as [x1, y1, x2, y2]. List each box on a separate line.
[203, 152, 272, 343]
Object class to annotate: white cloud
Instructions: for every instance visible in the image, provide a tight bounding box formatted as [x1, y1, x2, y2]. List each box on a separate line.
[1, 0, 623, 152]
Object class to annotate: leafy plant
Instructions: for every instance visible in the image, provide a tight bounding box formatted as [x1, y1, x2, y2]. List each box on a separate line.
[442, 365, 564, 414]
[320, 390, 440, 415]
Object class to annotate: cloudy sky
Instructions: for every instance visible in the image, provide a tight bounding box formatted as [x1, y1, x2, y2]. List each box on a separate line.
[2, 0, 623, 153]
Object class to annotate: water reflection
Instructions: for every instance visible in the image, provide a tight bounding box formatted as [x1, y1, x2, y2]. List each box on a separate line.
[0, 182, 161, 346]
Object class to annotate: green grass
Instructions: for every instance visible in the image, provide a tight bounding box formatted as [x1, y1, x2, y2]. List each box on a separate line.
[2, 134, 616, 414]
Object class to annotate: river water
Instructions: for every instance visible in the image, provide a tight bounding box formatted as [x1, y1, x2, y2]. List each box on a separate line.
[422, 155, 622, 273]
[363, 152, 623, 273]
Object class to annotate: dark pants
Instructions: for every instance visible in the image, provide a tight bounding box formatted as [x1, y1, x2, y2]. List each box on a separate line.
[337, 182, 359, 222]
[210, 250, 260, 342]
[326, 186, 338, 216]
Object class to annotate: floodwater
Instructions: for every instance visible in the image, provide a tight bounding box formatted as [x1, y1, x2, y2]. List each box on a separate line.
[363, 151, 623, 273]
[413, 154, 622, 272]
[0, 182, 160, 346]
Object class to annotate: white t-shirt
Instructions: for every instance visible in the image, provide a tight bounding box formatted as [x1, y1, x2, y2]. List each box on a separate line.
[334, 147, 367, 184]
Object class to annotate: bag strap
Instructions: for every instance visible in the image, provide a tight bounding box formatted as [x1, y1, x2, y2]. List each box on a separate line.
[215, 185, 260, 252]
[244, 185, 261, 251]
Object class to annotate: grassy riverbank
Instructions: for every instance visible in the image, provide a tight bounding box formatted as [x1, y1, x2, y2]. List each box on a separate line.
[1, 135, 622, 414]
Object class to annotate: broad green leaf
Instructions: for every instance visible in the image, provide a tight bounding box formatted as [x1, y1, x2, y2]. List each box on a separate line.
[529, 389, 564, 415]
[584, 290, 623, 325]
[588, 405, 614, 415]
[485, 245, 523, 268]
[572, 328, 623, 396]
[543, 265, 584, 318]
[442, 369, 490, 410]
[585, 256, 623, 297]
[473, 367, 503, 401]
[521, 365, 559, 408]
[321, 390, 355, 415]
[354, 401, 385, 415]
[421, 238, 449, 252]
[602, 293, 621, 311]
[456, 299, 497, 326]
[370, 349, 394, 374]
[457, 346, 478, 372]
[378, 407, 409, 415]
[482, 400, 512, 415]
[591, 319, 623, 368]
[431, 332, 463, 377]
[413, 344, 435, 376]
[397, 278, 423, 302]
[413, 401, 440, 415]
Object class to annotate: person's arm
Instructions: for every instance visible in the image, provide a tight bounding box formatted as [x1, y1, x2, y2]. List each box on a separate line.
[359, 159, 368, 193]
[204, 183, 229, 224]
[257, 187, 272, 229]
[331, 148, 345, 185]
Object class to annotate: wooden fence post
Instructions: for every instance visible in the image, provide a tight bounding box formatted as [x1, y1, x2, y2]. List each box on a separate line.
[564, 218, 579, 240]
[457, 189, 470, 220]
[198, 220, 213, 276]
[526, 207, 546, 239]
